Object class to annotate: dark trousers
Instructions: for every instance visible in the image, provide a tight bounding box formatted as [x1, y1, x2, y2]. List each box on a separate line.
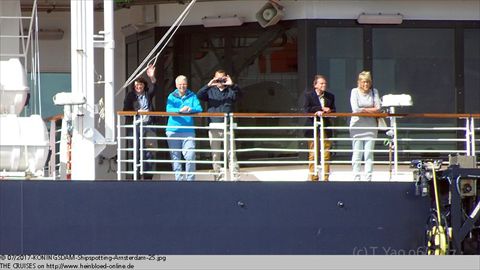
[127, 124, 155, 180]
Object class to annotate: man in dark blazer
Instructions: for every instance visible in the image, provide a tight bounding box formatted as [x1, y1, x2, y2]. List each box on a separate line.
[304, 75, 336, 181]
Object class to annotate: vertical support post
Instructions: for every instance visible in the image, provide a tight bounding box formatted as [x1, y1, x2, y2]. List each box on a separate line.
[116, 114, 121, 180]
[465, 117, 471, 156]
[471, 117, 476, 157]
[140, 119, 144, 176]
[313, 116, 318, 179]
[104, 0, 115, 142]
[70, 0, 95, 180]
[229, 113, 235, 181]
[133, 119, 138, 181]
[319, 116, 325, 181]
[223, 114, 228, 179]
[49, 119, 57, 179]
[391, 107, 399, 178]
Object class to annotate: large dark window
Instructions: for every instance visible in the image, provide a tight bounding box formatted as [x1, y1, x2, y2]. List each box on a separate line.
[316, 27, 363, 113]
[372, 28, 455, 114]
[465, 29, 480, 113]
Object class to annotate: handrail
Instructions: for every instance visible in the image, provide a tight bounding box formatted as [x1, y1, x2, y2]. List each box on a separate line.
[118, 111, 478, 118]
[117, 111, 226, 117]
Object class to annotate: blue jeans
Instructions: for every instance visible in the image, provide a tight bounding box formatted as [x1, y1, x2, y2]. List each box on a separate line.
[166, 131, 196, 181]
[352, 137, 375, 181]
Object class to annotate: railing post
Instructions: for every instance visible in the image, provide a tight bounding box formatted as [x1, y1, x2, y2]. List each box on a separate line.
[229, 113, 235, 181]
[465, 117, 471, 156]
[116, 114, 121, 180]
[470, 117, 476, 157]
[140, 119, 144, 177]
[313, 116, 318, 180]
[319, 116, 325, 181]
[390, 109, 399, 179]
[49, 119, 57, 179]
[133, 117, 138, 181]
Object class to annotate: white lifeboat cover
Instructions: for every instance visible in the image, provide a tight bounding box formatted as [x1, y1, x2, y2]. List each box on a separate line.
[0, 58, 30, 115]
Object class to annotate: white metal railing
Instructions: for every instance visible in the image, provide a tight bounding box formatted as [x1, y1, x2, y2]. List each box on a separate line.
[116, 112, 479, 181]
[116, 112, 314, 181]
[45, 114, 63, 179]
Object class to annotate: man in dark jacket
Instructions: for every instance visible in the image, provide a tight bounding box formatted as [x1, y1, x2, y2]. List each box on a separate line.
[123, 64, 158, 180]
[304, 75, 336, 181]
[197, 70, 241, 181]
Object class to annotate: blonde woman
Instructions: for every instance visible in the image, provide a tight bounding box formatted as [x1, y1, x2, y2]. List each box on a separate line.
[349, 71, 381, 181]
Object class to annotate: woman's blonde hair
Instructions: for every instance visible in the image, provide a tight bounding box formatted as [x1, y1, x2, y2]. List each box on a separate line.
[357, 71, 372, 84]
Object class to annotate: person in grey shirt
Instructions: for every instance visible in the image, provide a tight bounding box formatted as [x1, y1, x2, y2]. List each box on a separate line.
[349, 71, 381, 181]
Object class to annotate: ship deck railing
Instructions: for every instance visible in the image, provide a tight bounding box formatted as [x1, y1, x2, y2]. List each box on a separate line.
[106, 112, 480, 181]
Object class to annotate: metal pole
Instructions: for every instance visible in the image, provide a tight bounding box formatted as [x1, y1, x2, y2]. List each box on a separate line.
[70, 0, 96, 180]
[465, 117, 471, 156]
[319, 116, 325, 181]
[49, 120, 57, 179]
[223, 114, 228, 180]
[116, 114, 121, 180]
[229, 114, 234, 181]
[313, 116, 318, 180]
[133, 120, 138, 181]
[391, 107, 399, 178]
[140, 120, 144, 176]
[471, 117, 476, 157]
[104, 0, 115, 143]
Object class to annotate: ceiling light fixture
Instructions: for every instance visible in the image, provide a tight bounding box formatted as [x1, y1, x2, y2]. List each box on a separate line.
[357, 13, 403, 25]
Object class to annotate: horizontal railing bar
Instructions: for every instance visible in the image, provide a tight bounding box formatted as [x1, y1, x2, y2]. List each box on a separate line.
[398, 150, 468, 153]
[117, 160, 135, 163]
[145, 148, 223, 153]
[117, 171, 135, 174]
[330, 149, 396, 153]
[235, 138, 312, 142]
[237, 161, 310, 164]
[396, 138, 466, 142]
[117, 111, 226, 117]
[149, 148, 223, 153]
[117, 111, 477, 119]
[327, 126, 466, 131]
[328, 138, 466, 142]
[146, 160, 218, 164]
[236, 148, 310, 152]
[142, 125, 217, 130]
[142, 137, 218, 141]
[236, 127, 313, 130]
[142, 171, 216, 176]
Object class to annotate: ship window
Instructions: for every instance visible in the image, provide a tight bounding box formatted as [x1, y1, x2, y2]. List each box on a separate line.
[465, 29, 480, 113]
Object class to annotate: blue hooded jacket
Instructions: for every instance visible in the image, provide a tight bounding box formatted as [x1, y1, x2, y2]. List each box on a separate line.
[166, 89, 203, 133]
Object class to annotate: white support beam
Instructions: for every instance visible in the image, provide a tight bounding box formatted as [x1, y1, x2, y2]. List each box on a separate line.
[71, 0, 95, 180]
[104, 0, 115, 143]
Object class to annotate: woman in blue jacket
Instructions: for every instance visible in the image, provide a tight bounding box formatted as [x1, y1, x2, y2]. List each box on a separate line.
[166, 75, 203, 181]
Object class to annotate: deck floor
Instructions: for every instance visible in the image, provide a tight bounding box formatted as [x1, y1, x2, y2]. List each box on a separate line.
[152, 164, 416, 182]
